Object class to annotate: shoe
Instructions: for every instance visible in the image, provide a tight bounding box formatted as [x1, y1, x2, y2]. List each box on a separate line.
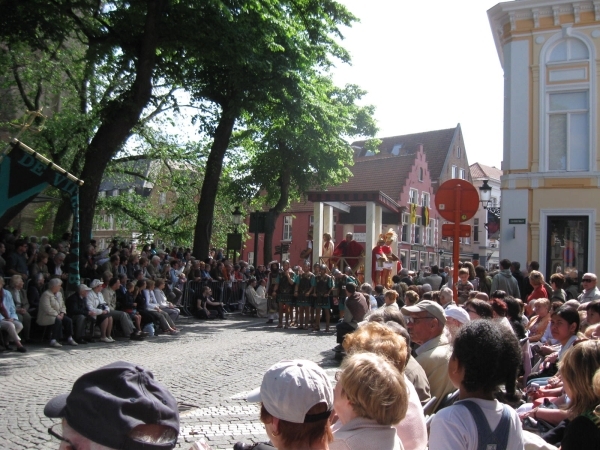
[67, 338, 78, 346]
[233, 443, 255, 450]
[107, 337, 115, 342]
[333, 344, 344, 352]
[17, 346, 27, 353]
[130, 333, 144, 341]
[100, 337, 112, 343]
[168, 330, 179, 335]
[50, 340, 62, 348]
[76, 338, 87, 345]
[140, 332, 149, 337]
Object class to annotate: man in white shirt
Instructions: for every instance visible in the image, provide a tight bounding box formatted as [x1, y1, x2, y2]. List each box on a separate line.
[578, 273, 600, 303]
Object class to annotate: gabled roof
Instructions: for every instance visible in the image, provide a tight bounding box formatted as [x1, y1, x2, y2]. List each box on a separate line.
[350, 126, 458, 182]
[470, 162, 502, 181]
[288, 152, 419, 213]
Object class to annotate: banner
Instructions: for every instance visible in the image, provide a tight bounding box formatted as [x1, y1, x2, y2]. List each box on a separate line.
[422, 206, 429, 225]
[0, 141, 84, 291]
[410, 203, 417, 224]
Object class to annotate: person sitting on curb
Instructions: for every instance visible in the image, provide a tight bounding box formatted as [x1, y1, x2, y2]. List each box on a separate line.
[44, 361, 180, 449]
[0, 277, 27, 353]
[334, 283, 368, 353]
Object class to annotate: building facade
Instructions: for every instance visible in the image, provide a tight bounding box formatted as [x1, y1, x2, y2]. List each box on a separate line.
[489, 0, 600, 276]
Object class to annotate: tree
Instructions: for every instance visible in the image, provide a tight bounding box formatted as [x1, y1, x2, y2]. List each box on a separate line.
[162, 0, 357, 259]
[230, 75, 378, 262]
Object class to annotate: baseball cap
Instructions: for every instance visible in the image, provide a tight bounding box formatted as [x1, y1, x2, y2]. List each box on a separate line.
[44, 361, 179, 449]
[246, 360, 333, 424]
[445, 304, 470, 324]
[401, 300, 447, 325]
[89, 279, 102, 289]
[79, 284, 92, 291]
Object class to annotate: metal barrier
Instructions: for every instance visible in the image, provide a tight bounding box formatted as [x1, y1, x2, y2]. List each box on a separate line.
[183, 279, 247, 312]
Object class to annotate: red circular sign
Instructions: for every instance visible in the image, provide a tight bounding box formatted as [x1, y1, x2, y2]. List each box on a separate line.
[434, 179, 480, 223]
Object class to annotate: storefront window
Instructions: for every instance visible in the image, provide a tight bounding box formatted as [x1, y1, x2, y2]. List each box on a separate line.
[546, 216, 588, 279]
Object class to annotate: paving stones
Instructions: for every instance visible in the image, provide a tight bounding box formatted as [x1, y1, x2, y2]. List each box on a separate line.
[0, 315, 340, 449]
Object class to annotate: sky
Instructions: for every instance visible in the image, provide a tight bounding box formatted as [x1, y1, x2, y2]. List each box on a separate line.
[331, 0, 506, 168]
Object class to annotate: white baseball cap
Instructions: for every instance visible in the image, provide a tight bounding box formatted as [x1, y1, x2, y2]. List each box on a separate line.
[246, 360, 333, 424]
[445, 304, 470, 324]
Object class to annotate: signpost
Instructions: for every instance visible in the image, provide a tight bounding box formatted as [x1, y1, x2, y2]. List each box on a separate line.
[435, 179, 480, 303]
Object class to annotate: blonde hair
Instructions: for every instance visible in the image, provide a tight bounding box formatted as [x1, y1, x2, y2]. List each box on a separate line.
[343, 322, 408, 372]
[559, 340, 600, 417]
[529, 270, 544, 286]
[404, 290, 419, 306]
[384, 290, 398, 302]
[533, 298, 551, 310]
[338, 353, 408, 426]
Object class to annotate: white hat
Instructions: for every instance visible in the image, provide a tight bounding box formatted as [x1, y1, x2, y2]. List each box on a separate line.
[246, 360, 333, 424]
[79, 284, 92, 292]
[89, 279, 103, 289]
[445, 304, 470, 324]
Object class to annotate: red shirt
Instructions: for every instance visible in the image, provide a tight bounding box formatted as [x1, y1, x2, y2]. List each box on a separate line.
[527, 285, 548, 303]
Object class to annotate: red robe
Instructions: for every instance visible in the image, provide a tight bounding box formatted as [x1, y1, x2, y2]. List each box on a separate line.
[371, 244, 386, 282]
[333, 239, 364, 269]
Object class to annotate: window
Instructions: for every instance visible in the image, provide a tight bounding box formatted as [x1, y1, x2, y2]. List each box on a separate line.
[112, 189, 119, 197]
[492, 197, 498, 207]
[401, 214, 410, 242]
[459, 168, 466, 180]
[413, 216, 422, 245]
[474, 225, 480, 243]
[410, 251, 418, 271]
[456, 147, 461, 158]
[418, 167, 424, 182]
[409, 188, 418, 205]
[422, 192, 430, 208]
[283, 216, 293, 241]
[391, 144, 402, 156]
[544, 37, 591, 172]
[548, 91, 589, 171]
[426, 219, 434, 246]
[400, 250, 408, 269]
[420, 252, 427, 269]
[247, 252, 255, 265]
[451, 165, 458, 179]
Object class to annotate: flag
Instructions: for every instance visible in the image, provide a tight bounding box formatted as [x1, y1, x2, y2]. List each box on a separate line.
[0, 141, 83, 290]
[410, 203, 416, 224]
[423, 206, 429, 225]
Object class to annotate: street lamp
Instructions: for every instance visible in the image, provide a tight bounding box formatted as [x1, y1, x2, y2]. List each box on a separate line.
[478, 180, 492, 210]
[438, 248, 444, 265]
[232, 206, 243, 233]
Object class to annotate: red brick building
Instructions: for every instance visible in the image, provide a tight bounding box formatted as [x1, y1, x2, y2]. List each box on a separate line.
[242, 124, 474, 271]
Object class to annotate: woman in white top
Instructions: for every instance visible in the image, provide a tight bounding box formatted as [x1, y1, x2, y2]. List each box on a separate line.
[382, 290, 400, 312]
[429, 320, 524, 450]
[86, 279, 114, 343]
[143, 280, 178, 332]
[150, 279, 179, 322]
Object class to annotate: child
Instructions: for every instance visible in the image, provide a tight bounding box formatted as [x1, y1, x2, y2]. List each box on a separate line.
[429, 320, 524, 449]
[456, 268, 474, 304]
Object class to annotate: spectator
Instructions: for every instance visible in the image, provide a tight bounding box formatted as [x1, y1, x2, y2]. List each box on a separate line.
[510, 261, 526, 299]
[526, 298, 551, 343]
[334, 283, 368, 351]
[404, 290, 419, 306]
[144, 280, 178, 332]
[103, 277, 143, 340]
[444, 304, 470, 341]
[331, 353, 407, 450]
[342, 322, 427, 450]
[9, 274, 31, 342]
[153, 278, 180, 322]
[147, 255, 162, 279]
[401, 300, 454, 412]
[584, 300, 600, 339]
[6, 239, 29, 280]
[195, 286, 225, 320]
[429, 320, 523, 450]
[27, 272, 44, 316]
[456, 268, 474, 304]
[44, 361, 180, 449]
[0, 277, 27, 352]
[0, 241, 6, 276]
[490, 259, 521, 299]
[463, 299, 494, 320]
[86, 279, 114, 343]
[418, 265, 443, 291]
[137, 279, 178, 334]
[65, 284, 95, 344]
[243, 360, 333, 450]
[245, 278, 268, 318]
[463, 262, 478, 291]
[29, 251, 50, 281]
[360, 283, 377, 311]
[549, 273, 566, 302]
[556, 341, 600, 449]
[475, 265, 492, 296]
[37, 278, 78, 347]
[399, 268, 414, 286]
[382, 290, 400, 312]
[578, 273, 600, 304]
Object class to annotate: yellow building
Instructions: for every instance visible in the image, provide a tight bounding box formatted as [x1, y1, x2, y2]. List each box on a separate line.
[488, 0, 600, 276]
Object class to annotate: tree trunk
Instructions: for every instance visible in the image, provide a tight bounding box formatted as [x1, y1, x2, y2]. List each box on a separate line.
[77, 0, 165, 252]
[51, 195, 73, 239]
[192, 111, 236, 259]
[263, 166, 291, 264]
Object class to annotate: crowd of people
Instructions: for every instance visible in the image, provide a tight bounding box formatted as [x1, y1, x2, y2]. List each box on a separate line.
[3, 227, 600, 449]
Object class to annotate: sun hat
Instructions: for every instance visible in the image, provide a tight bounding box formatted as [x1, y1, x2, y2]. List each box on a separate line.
[44, 361, 179, 449]
[89, 279, 103, 289]
[401, 300, 447, 325]
[444, 304, 470, 324]
[246, 360, 333, 424]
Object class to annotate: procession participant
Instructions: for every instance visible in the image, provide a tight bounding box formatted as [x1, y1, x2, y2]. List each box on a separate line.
[322, 233, 334, 268]
[332, 232, 364, 273]
[295, 262, 315, 330]
[371, 237, 387, 287]
[266, 261, 280, 325]
[276, 260, 296, 329]
[314, 264, 333, 332]
[382, 229, 400, 288]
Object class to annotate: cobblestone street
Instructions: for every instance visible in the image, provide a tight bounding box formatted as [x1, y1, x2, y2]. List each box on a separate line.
[0, 315, 341, 449]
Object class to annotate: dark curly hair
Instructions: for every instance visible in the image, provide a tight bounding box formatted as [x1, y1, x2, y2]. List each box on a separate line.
[453, 320, 522, 393]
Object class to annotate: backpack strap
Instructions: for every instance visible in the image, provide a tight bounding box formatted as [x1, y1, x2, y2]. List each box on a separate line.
[457, 400, 512, 450]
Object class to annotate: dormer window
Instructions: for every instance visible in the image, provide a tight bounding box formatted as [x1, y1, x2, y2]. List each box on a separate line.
[391, 144, 402, 156]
